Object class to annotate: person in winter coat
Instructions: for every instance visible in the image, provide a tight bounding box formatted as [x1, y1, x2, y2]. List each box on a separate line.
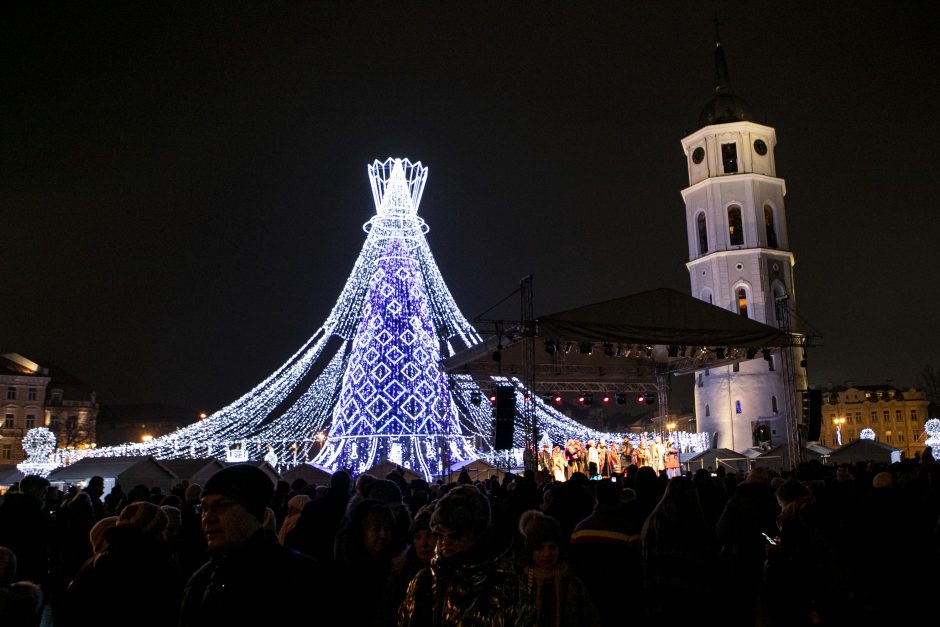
[180, 465, 328, 627]
[398, 485, 535, 626]
[519, 510, 599, 627]
[64, 502, 180, 627]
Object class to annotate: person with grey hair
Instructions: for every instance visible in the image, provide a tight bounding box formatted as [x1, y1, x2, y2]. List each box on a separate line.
[399, 485, 535, 626]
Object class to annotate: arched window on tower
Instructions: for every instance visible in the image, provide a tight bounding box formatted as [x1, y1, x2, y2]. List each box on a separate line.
[701, 288, 713, 305]
[736, 287, 749, 317]
[772, 395, 779, 414]
[697, 212, 708, 255]
[728, 206, 744, 246]
[764, 205, 778, 248]
[705, 404, 710, 417]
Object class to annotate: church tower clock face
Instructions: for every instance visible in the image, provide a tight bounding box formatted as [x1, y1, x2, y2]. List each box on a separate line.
[692, 147, 705, 164]
[754, 139, 768, 155]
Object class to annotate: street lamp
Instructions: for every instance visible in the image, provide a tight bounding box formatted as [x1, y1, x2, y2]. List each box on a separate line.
[832, 416, 846, 447]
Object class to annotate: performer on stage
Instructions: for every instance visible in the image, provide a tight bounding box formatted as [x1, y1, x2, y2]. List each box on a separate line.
[665, 439, 680, 478]
[651, 436, 666, 474]
[637, 439, 650, 468]
[551, 446, 566, 482]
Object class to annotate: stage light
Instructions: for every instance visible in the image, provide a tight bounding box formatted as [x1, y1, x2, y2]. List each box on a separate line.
[553, 394, 563, 404]
[602, 394, 611, 403]
[578, 342, 592, 355]
[667, 345, 678, 357]
[603, 343, 614, 357]
[715, 347, 725, 359]
[636, 393, 646, 404]
[584, 392, 593, 406]
[542, 393, 554, 404]
[564, 342, 573, 354]
[489, 393, 497, 403]
[544, 340, 556, 355]
[578, 392, 586, 404]
[615, 393, 626, 405]
[470, 391, 482, 406]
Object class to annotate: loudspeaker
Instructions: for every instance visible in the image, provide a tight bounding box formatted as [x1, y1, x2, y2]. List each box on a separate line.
[804, 389, 823, 441]
[493, 386, 515, 450]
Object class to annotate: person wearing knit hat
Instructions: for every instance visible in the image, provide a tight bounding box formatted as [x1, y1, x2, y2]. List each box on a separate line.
[89, 516, 118, 554]
[67, 499, 181, 627]
[198, 465, 273, 554]
[202, 464, 274, 523]
[180, 467, 326, 627]
[118, 501, 168, 538]
[400, 486, 535, 626]
[518, 510, 598, 627]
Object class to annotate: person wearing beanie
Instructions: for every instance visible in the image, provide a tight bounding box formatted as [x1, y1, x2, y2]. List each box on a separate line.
[180, 465, 327, 627]
[399, 486, 535, 626]
[64, 502, 179, 627]
[519, 510, 598, 627]
[89, 516, 118, 555]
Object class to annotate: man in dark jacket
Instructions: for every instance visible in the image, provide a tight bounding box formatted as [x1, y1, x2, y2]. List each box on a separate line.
[180, 465, 329, 627]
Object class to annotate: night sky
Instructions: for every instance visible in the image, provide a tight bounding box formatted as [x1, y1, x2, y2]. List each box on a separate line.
[3, 2, 938, 414]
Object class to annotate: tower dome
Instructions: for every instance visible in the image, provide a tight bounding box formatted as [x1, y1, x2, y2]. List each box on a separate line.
[698, 91, 753, 127]
[697, 34, 754, 129]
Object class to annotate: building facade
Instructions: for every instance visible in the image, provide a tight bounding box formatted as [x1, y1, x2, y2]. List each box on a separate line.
[816, 386, 931, 459]
[682, 38, 807, 452]
[1, 354, 51, 464]
[0, 353, 98, 465]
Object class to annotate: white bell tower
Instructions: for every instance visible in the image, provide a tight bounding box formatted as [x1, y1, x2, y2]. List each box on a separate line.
[681, 35, 804, 452]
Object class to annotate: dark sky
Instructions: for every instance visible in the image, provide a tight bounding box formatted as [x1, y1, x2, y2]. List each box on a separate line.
[3, 1, 938, 413]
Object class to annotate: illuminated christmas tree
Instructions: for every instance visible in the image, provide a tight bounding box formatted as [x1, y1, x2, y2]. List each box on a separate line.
[43, 157, 703, 478]
[313, 163, 472, 477]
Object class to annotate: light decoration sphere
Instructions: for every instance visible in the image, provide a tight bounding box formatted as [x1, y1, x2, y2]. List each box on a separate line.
[22, 428, 57, 460]
[924, 419, 940, 460]
[860, 428, 876, 440]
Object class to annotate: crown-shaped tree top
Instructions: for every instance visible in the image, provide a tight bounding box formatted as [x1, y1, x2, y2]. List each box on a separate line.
[369, 158, 428, 216]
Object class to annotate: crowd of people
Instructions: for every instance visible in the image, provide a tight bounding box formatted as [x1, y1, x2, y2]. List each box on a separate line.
[0, 448, 937, 626]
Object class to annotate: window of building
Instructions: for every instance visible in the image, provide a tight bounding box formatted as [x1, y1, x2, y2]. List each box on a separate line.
[697, 374, 703, 388]
[897, 433, 905, 442]
[27, 387, 37, 401]
[883, 410, 890, 422]
[721, 142, 738, 173]
[697, 213, 708, 255]
[736, 287, 748, 317]
[728, 206, 744, 245]
[911, 409, 918, 422]
[1, 444, 11, 460]
[855, 412, 861, 424]
[705, 404, 710, 417]
[50, 416, 59, 429]
[764, 205, 778, 248]
[772, 395, 778, 414]
[895, 410, 902, 422]
[733, 362, 740, 372]
[25, 414, 35, 429]
[3, 414, 13, 429]
[67, 415, 78, 431]
[735, 400, 742, 414]
[886, 434, 893, 443]
[872, 411, 878, 423]
[6, 387, 15, 400]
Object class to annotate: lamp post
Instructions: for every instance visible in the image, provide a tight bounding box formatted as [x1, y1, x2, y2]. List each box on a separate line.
[832, 416, 846, 447]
